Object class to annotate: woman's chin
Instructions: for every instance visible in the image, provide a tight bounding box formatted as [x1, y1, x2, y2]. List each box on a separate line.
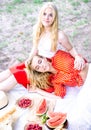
[46, 67, 50, 72]
[42, 22, 51, 28]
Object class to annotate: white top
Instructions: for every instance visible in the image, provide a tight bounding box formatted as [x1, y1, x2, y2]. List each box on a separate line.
[38, 33, 61, 58]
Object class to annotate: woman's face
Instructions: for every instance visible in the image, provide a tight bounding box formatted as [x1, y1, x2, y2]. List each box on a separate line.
[31, 56, 50, 72]
[41, 7, 55, 28]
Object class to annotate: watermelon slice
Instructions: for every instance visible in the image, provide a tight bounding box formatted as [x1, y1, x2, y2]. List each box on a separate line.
[46, 112, 67, 128]
[47, 111, 67, 118]
[36, 98, 47, 116]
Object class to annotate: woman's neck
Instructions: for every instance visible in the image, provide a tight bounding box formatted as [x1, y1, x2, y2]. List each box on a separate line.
[44, 27, 51, 33]
[48, 62, 57, 74]
[51, 67, 57, 74]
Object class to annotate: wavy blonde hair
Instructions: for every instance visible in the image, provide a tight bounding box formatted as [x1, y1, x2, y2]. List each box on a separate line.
[33, 2, 58, 51]
[26, 58, 52, 90]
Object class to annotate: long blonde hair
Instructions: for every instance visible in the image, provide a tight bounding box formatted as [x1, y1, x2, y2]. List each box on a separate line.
[26, 59, 53, 90]
[33, 2, 58, 51]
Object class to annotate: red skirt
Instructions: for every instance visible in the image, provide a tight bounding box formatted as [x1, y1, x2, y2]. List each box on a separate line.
[9, 62, 29, 88]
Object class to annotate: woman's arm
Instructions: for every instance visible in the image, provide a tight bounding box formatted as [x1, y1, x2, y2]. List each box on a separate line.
[25, 45, 38, 67]
[27, 85, 60, 99]
[58, 31, 73, 51]
[69, 48, 86, 70]
[58, 31, 86, 70]
[29, 45, 38, 60]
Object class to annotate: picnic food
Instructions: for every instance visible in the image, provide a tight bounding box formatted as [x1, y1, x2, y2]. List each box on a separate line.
[46, 112, 67, 128]
[36, 98, 47, 116]
[24, 122, 42, 130]
[0, 91, 8, 109]
[17, 97, 33, 108]
[0, 107, 16, 122]
[41, 113, 49, 124]
[0, 107, 16, 130]
[47, 111, 67, 118]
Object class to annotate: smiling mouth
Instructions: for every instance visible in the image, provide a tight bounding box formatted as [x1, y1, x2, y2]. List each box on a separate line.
[45, 21, 50, 23]
[43, 20, 49, 23]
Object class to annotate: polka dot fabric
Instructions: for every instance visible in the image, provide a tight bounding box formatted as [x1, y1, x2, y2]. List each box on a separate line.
[51, 50, 83, 98]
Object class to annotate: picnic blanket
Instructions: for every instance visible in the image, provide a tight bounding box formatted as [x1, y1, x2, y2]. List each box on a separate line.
[1, 65, 91, 130]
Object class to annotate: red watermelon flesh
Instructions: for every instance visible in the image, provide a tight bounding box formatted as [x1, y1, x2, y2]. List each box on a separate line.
[46, 114, 67, 128]
[47, 111, 67, 118]
[36, 98, 47, 116]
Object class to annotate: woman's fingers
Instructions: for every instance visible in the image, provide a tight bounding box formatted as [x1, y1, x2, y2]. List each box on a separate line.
[74, 56, 85, 70]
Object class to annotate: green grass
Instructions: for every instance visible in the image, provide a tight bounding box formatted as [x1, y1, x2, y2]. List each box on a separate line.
[0, 42, 8, 49]
[74, 19, 88, 27]
[68, 0, 90, 3]
[4, 3, 34, 14]
[17, 57, 25, 62]
[0, 0, 90, 46]
[5, 4, 16, 13]
[82, 0, 90, 3]
[83, 39, 89, 47]
[12, 0, 23, 4]
[33, 0, 43, 4]
[0, 0, 42, 14]
[70, 1, 81, 7]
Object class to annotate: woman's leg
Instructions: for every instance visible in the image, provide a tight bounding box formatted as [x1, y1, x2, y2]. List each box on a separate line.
[0, 69, 12, 82]
[0, 62, 25, 82]
[0, 75, 17, 92]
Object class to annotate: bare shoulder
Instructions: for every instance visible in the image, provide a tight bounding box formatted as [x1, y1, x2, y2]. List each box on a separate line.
[58, 30, 72, 50]
[58, 30, 69, 43]
[58, 31, 67, 39]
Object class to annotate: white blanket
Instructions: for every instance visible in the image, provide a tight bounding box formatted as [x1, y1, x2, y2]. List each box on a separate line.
[3, 64, 91, 130]
[55, 64, 91, 130]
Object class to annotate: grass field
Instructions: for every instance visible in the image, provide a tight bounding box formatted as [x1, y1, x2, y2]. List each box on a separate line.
[0, 0, 91, 71]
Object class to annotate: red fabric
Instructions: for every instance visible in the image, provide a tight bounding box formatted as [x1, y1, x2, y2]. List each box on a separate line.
[10, 62, 53, 93]
[50, 50, 85, 97]
[43, 87, 54, 93]
[9, 51, 87, 96]
[10, 62, 26, 72]
[9, 62, 29, 88]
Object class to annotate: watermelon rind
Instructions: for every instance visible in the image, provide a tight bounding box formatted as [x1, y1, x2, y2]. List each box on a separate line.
[46, 115, 67, 128]
[36, 98, 47, 116]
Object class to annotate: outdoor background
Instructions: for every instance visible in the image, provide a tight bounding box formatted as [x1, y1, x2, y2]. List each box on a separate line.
[0, 0, 91, 72]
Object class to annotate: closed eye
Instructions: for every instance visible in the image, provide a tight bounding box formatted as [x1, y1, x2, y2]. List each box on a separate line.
[35, 59, 42, 71]
[38, 59, 42, 64]
[35, 65, 39, 71]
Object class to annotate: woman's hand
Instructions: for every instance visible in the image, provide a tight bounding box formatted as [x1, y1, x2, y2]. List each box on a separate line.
[27, 84, 37, 92]
[25, 57, 31, 67]
[74, 55, 86, 70]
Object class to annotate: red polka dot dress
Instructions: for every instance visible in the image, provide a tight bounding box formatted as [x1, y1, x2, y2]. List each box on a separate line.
[50, 50, 84, 98]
